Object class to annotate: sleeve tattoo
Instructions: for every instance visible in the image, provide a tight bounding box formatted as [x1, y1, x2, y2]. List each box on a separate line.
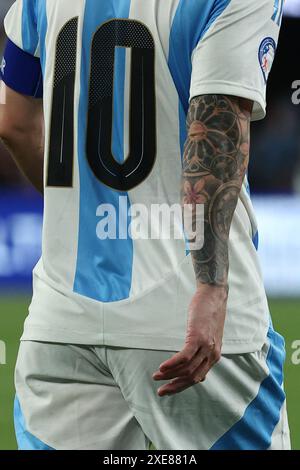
[181, 94, 251, 288]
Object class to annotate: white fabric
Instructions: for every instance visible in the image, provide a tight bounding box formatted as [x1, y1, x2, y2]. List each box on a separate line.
[15, 338, 291, 450]
[190, 0, 280, 120]
[4, 0, 282, 353]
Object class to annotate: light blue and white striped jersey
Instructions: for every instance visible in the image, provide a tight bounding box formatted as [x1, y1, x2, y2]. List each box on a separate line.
[3, 0, 282, 352]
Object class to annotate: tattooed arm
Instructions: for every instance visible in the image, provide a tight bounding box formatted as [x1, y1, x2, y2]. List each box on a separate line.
[182, 94, 251, 287]
[154, 95, 252, 396]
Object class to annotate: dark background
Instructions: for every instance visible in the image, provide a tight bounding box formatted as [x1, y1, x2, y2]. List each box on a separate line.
[249, 16, 300, 194]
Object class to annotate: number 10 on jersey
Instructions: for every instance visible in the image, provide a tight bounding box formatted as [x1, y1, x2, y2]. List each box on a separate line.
[47, 18, 157, 192]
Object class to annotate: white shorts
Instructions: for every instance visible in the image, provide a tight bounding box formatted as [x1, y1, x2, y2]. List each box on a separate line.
[14, 327, 291, 450]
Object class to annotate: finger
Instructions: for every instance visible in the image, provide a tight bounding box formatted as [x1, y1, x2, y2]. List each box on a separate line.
[194, 354, 219, 382]
[158, 345, 198, 373]
[153, 351, 207, 381]
[158, 376, 197, 397]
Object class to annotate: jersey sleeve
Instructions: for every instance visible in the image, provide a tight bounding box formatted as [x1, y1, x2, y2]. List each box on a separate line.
[0, 0, 43, 98]
[190, 0, 283, 121]
[4, 0, 39, 56]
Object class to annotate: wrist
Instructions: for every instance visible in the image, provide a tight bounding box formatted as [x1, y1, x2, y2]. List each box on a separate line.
[195, 281, 229, 299]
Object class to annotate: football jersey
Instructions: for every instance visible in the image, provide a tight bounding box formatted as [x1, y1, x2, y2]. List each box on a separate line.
[1, 0, 283, 353]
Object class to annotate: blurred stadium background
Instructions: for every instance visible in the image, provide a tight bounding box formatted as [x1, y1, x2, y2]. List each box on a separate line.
[0, 0, 300, 450]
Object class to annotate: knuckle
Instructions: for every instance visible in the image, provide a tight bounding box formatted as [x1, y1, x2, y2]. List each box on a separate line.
[186, 365, 196, 376]
[212, 349, 221, 362]
[181, 355, 189, 365]
[182, 352, 193, 364]
[202, 338, 215, 351]
[207, 340, 216, 351]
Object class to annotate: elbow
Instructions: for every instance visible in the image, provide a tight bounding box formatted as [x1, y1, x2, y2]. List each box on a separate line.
[0, 117, 15, 143]
[0, 120, 27, 147]
[0, 129, 13, 148]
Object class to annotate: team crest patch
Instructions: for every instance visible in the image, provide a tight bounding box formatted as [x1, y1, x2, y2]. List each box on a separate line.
[259, 37, 276, 83]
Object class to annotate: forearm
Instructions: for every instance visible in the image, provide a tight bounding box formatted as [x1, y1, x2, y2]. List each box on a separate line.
[1, 128, 44, 194]
[181, 95, 251, 288]
[0, 85, 44, 194]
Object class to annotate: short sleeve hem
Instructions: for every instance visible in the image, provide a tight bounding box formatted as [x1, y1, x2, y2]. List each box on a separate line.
[190, 80, 266, 122]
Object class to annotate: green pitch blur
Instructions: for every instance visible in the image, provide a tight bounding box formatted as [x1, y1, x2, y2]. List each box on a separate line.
[0, 296, 299, 450]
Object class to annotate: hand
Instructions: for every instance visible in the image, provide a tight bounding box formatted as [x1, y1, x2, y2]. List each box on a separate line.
[153, 284, 228, 396]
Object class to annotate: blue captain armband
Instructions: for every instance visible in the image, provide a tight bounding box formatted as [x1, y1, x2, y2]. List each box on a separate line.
[0, 39, 43, 98]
